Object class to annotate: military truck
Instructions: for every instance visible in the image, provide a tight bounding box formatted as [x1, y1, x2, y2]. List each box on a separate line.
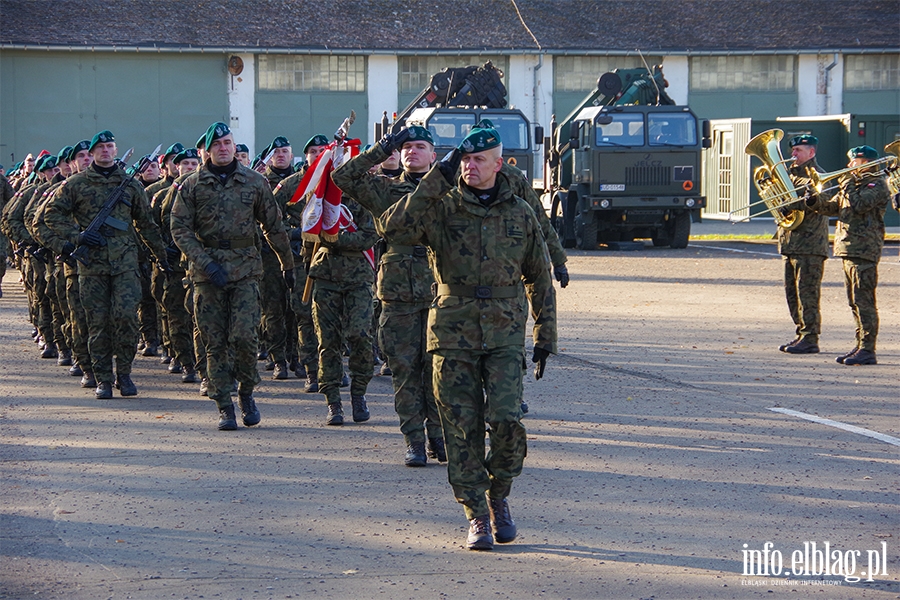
[375, 62, 543, 180]
[543, 66, 710, 250]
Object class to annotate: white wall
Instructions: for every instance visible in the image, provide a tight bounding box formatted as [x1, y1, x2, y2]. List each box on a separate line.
[661, 55, 689, 105]
[797, 54, 818, 116]
[367, 55, 398, 145]
[227, 53, 257, 155]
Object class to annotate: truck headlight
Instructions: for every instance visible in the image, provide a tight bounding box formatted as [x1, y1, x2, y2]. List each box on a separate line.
[685, 198, 696, 208]
[600, 199, 611, 209]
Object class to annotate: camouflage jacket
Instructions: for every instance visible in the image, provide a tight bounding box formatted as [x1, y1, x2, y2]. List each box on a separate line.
[145, 175, 175, 202]
[171, 160, 293, 284]
[776, 157, 830, 257]
[499, 161, 567, 267]
[24, 174, 65, 241]
[0, 174, 14, 248]
[4, 181, 45, 245]
[44, 165, 166, 276]
[306, 195, 378, 290]
[264, 164, 293, 191]
[331, 144, 435, 303]
[380, 166, 557, 353]
[810, 172, 890, 263]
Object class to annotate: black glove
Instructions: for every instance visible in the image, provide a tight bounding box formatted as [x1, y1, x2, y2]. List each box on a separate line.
[58, 242, 76, 266]
[282, 269, 295, 290]
[532, 347, 550, 381]
[892, 193, 900, 212]
[76, 229, 106, 248]
[553, 264, 569, 288]
[378, 127, 411, 155]
[203, 261, 228, 288]
[438, 147, 462, 184]
[165, 244, 181, 264]
[28, 245, 50, 264]
[289, 227, 305, 242]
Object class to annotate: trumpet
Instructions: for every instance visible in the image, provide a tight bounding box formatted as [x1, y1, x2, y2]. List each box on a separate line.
[883, 140, 900, 197]
[808, 151, 898, 191]
[743, 129, 805, 230]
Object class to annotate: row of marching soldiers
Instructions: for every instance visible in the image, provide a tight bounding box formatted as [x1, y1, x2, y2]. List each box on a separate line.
[1, 118, 571, 551]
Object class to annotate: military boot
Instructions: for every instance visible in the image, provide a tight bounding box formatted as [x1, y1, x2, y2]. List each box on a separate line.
[199, 377, 210, 396]
[488, 495, 517, 543]
[57, 349, 73, 366]
[181, 365, 198, 384]
[304, 371, 319, 393]
[340, 372, 350, 388]
[115, 374, 138, 397]
[264, 359, 275, 371]
[405, 442, 427, 467]
[350, 395, 370, 422]
[168, 358, 183, 374]
[836, 347, 860, 364]
[289, 358, 304, 378]
[784, 338, 819, 354]
[326, 401, 344, 426]
[466, 515, 494, 551]
[95, 381, 113, 399]
[427, 437, 447, 462]
[40, 342, 58, 359]
[779, 336, 801, 352]
[843, 349, 877, 365]
[141, 341, 158, 357]
[272, 360, 289, 380]
[238, 392, 261, 427]
[68, 363, 83, 377]
[257, 349, 268, 361]
[81, 370, 96, 389]
[218, 404, 238, 431]
[160, 350, 172, 365]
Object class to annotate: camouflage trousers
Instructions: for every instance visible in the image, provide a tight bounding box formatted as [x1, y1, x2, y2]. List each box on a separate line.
[137, 261, 158, 345]
[65, 273, 90, 372]
[79, 270, 141, 383]
[260, 251, 289, 363]
[48, 263, 71, 352]
[379, 300, 441, 444]
[432, 346, 527, 520]
[842, 257, 879, 351]
[311, 282, 373, 402]
[162, 269, 194, 369]
[184, 275, 207, 376]
[193, 278, 261, 410]
[783, 254, 825, 343]
[26, 258, 52, 340]
[287, 263, 318, 371]
[151, 267, 169, 353]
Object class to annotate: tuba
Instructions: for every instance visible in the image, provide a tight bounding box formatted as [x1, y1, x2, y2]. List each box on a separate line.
[884, 140, 900, 197]
[744, 129, 804, 230]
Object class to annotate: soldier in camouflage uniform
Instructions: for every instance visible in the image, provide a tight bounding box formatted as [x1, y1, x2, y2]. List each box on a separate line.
[332, 125, 444, 465]
[271, 135, 330, 392]
[380, 122, 557, 551]
[171, 122, 294, 430]
[260, 136, 296, 379]
[0, 171, 14, 297]
[44, 130, 170, 399]
[777, 135, 829, 355]
[807, 145, 890, 365]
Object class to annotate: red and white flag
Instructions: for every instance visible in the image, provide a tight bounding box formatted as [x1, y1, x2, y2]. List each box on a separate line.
[288, 137, 374, 269]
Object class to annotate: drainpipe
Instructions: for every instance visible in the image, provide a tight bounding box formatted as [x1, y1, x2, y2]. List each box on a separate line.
[823, 53, 838, 115]
[533, 54, 543, 180]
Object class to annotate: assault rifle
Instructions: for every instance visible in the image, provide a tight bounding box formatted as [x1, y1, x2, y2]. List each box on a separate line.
[69, 145, 160, 266]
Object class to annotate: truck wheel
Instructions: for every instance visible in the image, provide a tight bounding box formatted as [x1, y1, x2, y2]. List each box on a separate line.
[651, 228, 671, 247]
[670, 212, 691, 249]
[576, 212, 598, 250]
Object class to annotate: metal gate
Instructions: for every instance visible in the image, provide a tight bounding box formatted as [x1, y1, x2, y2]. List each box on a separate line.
[702, 119, 751, 220]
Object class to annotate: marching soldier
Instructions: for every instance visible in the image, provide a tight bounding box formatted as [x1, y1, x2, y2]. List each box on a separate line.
[778, 134, 829, 355]
[171, 122, 294, 430]
[806, 145, 890, 365]
[44, 130, 170, 399]
[380, 122, 557, 551]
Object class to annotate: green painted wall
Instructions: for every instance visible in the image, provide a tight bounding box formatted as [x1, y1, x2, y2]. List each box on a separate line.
[687, 91, 797, 121]
[0, 51, 228, 164]
[255, 92, 367, 158]
[844, 90, 900, 116]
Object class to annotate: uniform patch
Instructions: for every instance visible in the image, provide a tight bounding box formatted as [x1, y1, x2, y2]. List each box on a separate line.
[506, 223, 524, 238]
[241, 191, 253, 205]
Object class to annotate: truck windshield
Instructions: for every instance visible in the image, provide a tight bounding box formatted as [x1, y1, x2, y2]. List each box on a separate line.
[595, 113, 644, 147]
[425, 114, 530, 151]
[648, 113, 698, 146]
[489, 115, 529, 150]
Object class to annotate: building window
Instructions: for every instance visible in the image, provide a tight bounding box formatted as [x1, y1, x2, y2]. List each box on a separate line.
[258, 55, 366, 91]
[399, 56, 508, 94]
[690, 56, 795, 91]
[844, 54, 900, 90]
[554, 56, 663, 92]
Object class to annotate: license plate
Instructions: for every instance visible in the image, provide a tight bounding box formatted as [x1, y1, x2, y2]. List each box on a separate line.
[600, 184, 625, 192]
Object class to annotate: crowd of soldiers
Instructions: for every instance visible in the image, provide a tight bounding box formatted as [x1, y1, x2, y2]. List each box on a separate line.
[1, 117, 567, 550]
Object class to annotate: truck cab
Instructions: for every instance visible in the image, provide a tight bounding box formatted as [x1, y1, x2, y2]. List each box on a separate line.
[407, 106, 539, 180]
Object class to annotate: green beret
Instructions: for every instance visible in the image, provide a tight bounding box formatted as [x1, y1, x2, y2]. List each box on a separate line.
[235, 143, 250, 154]
[57, 146, 74, 163]
[163, 143, 185, 161]
[68, 140, 91, 161]
[459, 123, 501, 154]
[89, 130, 115, 151]
[259, 143, 273, 159]
[406, 125, 434, 146]
[173, 148, 200, 164]
[196, 133, 207, 149]
[304, 134, 329, 153]
[204, 121, 231, 151]
[37, 155, 58, 171]
[270, 136, 291, 149]
[789, 134, 817, 148]
[474, 118, 495, 129]
[848, 145, 878, 160]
